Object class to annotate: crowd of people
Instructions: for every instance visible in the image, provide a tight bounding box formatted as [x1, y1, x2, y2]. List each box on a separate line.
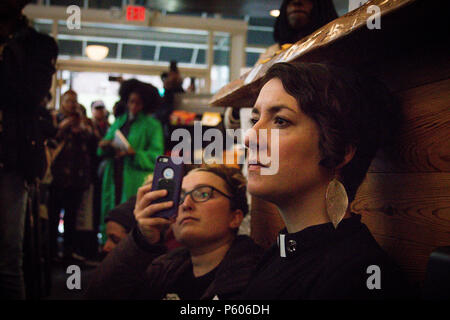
[1, 0, 421, 301]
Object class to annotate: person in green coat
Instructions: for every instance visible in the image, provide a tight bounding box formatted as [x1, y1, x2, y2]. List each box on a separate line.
[98, 81, 164, 243]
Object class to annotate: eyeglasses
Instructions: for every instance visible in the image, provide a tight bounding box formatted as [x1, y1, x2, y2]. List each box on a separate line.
[179, 185, 231, 206]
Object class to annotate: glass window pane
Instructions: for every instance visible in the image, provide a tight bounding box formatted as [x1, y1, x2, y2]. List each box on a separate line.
[159, 47, 193, 63]
[58, 39, 82, 57]
[247, 30, 274, 46]
[122, 44, 156, 61]
[246, 52, 260, 67]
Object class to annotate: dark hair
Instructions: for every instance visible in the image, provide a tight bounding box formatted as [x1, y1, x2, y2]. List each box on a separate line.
[118, 78, 141, 102]
[128, 82, 162, 114]
[274, 0, 338, 45]
[260, 62, 400, 202]
[160, 72, 169, 82]
[189, 165, 249, 218]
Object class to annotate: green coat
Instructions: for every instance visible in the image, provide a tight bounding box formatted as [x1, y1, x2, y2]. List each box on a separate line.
[98, 112, 164, 241]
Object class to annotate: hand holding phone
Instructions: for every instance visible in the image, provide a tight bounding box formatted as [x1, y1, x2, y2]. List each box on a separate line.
[134, 185, 174, 245]
[150, 156, 184, 219]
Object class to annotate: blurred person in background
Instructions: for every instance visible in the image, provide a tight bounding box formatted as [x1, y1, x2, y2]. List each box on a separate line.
[48, 89, 97, 262]
[0, 0, 58, 299]
[102, 195, 137, 255]
[112, 78, 141, 119]
[258, 0, 338, 63]
[155, 61, 184, 150]
[90, 100, 111, 258]
[98, 81, 164, 244]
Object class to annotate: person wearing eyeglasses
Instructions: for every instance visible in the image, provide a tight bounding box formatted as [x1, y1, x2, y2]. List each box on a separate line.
[86, 165, 264, 300]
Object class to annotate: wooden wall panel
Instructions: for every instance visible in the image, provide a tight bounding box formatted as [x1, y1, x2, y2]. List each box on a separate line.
[370, 78, 450, 173]
[352, 172, 450, 284]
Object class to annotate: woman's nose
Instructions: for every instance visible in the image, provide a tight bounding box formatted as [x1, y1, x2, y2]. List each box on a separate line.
[180, 193, 194, 210]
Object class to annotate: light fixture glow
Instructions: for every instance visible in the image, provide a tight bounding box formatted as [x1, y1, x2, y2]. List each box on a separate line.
[85, 45, 109, 61]
[270, 9, 280, 17]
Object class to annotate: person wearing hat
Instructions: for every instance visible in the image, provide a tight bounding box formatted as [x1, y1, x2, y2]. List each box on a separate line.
[102, 195, 137, 255]
[90, 100, 110, 139]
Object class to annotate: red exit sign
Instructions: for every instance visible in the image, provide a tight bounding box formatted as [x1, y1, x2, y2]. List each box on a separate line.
[126, 6, 146, 21]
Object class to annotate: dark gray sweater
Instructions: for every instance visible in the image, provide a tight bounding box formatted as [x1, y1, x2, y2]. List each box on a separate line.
[86, 231, 264, 300]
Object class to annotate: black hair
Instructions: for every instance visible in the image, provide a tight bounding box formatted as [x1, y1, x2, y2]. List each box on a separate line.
[118, 78, 141, 102]
[128, 81, 162, 114]
[260, 62, 400, 202]
[274, 0, 338, 45]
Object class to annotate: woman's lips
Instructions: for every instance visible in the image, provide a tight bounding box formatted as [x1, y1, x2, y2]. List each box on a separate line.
[248, 163, 267, 172]
[179, 217, 198, 225]
[288, 9, 307, 16]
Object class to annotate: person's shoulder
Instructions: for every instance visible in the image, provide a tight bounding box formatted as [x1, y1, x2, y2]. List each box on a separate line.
[318, 223, 412, 299]
[140, 114, 162, 126]
[323, 222, 391, 267]
[229, 235, 266, 261]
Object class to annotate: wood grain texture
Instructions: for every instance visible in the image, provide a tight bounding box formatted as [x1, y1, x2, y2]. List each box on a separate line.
[369, 78, 450, 173]
[352, 172, 450, 284]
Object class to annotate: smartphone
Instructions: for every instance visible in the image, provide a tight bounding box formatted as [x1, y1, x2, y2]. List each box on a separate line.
[150, 156, 184, 219]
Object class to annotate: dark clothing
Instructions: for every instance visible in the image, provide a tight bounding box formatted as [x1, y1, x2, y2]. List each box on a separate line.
[0, 25, 57, 182]
[240, 214, 411, 300]
[48, 186, 84, 258]
[49, 116, 97, 258]
[51, 117, 97, 190]
[0, 19, 57, 299]
[86, 232, 264, 300]
[173, 265, 218, 300]
[155, 87, 184, 151]
[93, 120, 110, 139]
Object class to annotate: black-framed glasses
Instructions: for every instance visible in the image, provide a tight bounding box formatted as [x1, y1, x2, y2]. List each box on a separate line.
[179, 185, 231, 206]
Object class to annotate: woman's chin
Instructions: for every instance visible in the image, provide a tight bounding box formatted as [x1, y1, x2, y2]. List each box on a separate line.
[247, 179, 272, 199]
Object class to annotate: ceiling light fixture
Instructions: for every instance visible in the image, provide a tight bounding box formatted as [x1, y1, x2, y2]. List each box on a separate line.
[85, 45, 109, 61]
[270, 9, 280, 17]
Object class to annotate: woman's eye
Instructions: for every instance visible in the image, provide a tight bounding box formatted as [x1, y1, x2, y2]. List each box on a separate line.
[274, 117, 289, 127]
[249, 118, 258, 126]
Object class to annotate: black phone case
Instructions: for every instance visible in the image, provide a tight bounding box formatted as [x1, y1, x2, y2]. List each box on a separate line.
[150, 156, 184, 219]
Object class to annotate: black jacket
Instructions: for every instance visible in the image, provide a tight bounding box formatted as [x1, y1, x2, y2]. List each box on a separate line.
[86, 231, 264, 300]
[0, 22, 57, 181]
[240, 214, 413, 300]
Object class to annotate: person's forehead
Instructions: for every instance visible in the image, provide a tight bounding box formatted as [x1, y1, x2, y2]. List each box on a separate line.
[106, 221, 126, 233]
[182, 171, 228, 191]
[253, 78, 298, 111]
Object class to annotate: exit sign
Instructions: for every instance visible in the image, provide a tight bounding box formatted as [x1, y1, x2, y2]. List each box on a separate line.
[126, 6, 146, 21]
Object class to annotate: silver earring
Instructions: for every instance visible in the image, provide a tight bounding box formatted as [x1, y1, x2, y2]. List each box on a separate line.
[325, 179, 348, 229]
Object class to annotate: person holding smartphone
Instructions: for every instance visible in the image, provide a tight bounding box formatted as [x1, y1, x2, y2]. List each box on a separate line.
[86, 165, 264, 300]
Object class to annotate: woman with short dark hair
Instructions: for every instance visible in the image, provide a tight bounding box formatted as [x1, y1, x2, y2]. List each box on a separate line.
[241, 61, 410, 299]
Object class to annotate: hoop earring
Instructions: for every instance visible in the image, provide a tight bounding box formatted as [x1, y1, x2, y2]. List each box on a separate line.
[325, 179, 348, 229]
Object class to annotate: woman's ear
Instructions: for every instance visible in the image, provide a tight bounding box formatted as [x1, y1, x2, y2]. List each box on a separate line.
[229, 209, 244, 230]
[336, 145, 356, 169]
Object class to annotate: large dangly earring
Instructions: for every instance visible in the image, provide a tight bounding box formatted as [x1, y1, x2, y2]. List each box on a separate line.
[325, 178, 349, 229]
